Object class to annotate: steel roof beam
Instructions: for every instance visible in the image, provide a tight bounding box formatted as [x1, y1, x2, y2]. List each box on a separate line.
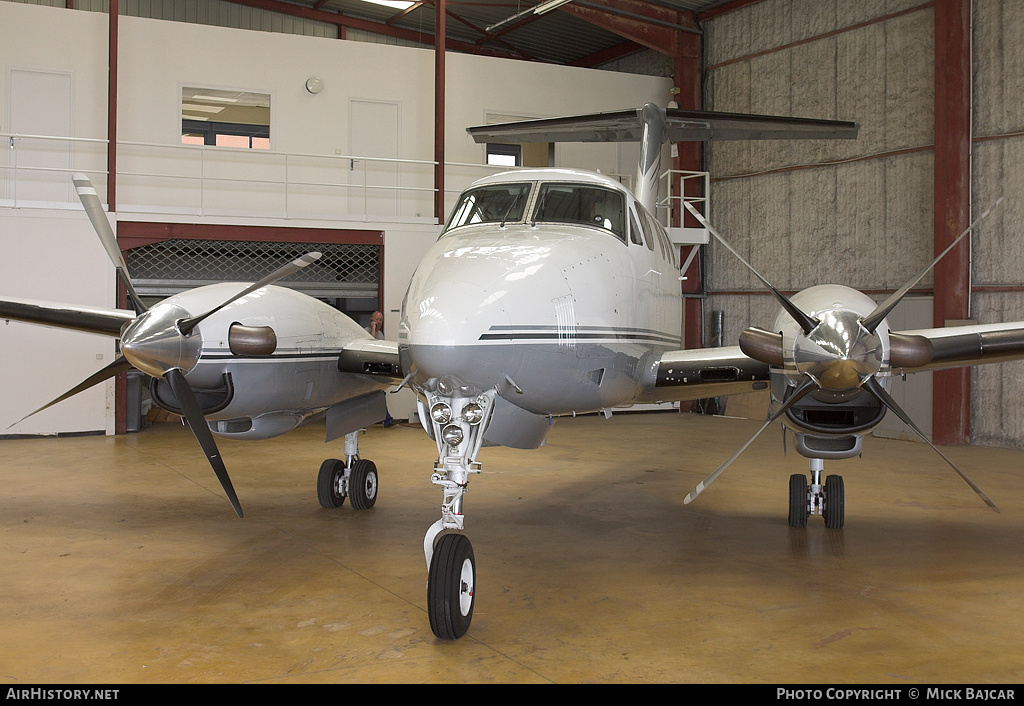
[557, 0, 699, 57]
[220, 0, 519, 59]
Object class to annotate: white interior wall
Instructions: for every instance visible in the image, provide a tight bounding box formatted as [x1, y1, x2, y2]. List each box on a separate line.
[0, 1, 671, 434]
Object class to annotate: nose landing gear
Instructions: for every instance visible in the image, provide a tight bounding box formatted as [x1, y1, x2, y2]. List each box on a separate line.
[419, 385, 496, 639]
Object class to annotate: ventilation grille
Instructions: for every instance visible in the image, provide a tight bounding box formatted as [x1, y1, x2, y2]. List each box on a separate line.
[125, 240, 379, 298]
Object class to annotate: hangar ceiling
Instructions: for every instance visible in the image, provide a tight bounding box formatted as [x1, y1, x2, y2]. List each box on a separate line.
[222, 0, 731, 67]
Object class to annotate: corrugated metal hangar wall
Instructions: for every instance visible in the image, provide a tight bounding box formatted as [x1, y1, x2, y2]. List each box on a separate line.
[702, 0, 1024, 450]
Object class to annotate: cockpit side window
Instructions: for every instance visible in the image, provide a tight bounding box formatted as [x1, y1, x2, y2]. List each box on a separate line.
[443, 183, 532, 234]
[532, 183, 626, 243]
[629, 209, 644, 246]
[637, 207, 655, 252]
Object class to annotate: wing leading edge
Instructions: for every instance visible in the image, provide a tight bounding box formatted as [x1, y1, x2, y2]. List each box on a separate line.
[890, 321, 1024, 374]
[638, 345, 771, 404]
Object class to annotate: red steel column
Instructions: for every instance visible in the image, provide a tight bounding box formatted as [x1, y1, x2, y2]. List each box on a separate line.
[674, 32, 703, 351]
[108, 0, 127, 435]
[434, 0, 446, 223]
[108, 0, 118, 212]
[932, 0, 971, 445]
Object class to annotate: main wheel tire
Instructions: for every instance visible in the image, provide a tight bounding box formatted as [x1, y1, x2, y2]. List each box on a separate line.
[427, 533, 476, 640]
[317, 458, 346, 509]
[823, 474, 845, 529]
[789, 473, 809, 528]
[349, 459, 378, 510]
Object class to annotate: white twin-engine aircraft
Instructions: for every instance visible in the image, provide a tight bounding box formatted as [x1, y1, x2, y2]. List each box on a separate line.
[398, 105, 1024, 638]
[4, 104, 1024, 641]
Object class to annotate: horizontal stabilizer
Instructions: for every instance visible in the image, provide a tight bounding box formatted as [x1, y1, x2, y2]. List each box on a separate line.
[468, 107, 859, 144]
[0, 296, 136, 337]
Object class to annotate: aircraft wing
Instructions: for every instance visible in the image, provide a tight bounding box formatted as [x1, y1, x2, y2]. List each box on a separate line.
[336, 337, 404, 381]
[467, 107, 858, 144]
[0, 296, 135, 337]
[891, 321, 1024, 374]
[636, 345, 772, 404]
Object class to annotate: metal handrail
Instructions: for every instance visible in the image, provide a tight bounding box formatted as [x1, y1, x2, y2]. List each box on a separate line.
[2, 133, 681, 222]
[1, 133, 451, 219]
[658, 169, 710, 228]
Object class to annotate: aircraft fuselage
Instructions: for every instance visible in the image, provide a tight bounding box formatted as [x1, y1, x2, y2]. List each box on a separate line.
[400, 169, 682, 420]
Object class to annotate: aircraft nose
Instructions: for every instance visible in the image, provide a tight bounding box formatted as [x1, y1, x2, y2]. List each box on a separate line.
[402, 280, 514, 388]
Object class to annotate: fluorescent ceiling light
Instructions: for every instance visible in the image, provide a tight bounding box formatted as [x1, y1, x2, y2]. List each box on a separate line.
[359, 0, 415, 10]
[191, 94, 238, 103]
[486, 0, 573, 34]
[183, 104, 225, 114]
[533, 0, 573, 14]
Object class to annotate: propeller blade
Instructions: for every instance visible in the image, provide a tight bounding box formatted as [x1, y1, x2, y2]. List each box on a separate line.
[8, 355, 132, 429]
[862, 376, 999, 513]
[683, 201, 820, 335]
[72, 174, 147, 315]
[165, 369, 244, 518]
[860, 198, 1003, 334]
[176, 252, 322, 336]
[684, 375, 818, 504]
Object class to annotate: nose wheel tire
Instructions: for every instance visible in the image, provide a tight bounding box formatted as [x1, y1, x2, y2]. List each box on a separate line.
[788, 473, 809, 528]
[317, 458, 346, 508]
[823, 474, 845, 529]
[427, 533, 476, 640]
[349, 459, 378, 510]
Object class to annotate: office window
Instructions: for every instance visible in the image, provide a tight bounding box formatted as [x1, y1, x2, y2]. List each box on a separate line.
[486, 143, 521, 167]
[182, 87, 270, 149]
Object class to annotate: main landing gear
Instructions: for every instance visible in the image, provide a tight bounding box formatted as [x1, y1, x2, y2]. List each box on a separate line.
[788, 458, 844, 529]
[317, 430, 378, 510]
[418, 383, 496, 639]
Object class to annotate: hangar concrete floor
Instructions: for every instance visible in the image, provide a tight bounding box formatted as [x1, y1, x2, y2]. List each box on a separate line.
[2, 410, 1023, 684]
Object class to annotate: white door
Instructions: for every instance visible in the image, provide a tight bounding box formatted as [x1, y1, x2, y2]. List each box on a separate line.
[350, 100, 399, 218]
[7, 69, 73, 205]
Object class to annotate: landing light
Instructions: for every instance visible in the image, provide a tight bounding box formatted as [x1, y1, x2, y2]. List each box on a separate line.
[442, 424, 464, 447]
[431, 402, 453, 424]
[463, 402, 484, 425]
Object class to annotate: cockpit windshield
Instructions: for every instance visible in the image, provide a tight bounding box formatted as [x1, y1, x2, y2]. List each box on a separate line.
[444, 183, 531, 232]
[532, 183, 626, 242]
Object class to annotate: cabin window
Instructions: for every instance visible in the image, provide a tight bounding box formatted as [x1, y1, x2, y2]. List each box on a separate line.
[637, 205, 678, 266]
[532, 183, 626, 242]
[444, 182, 532, 232]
